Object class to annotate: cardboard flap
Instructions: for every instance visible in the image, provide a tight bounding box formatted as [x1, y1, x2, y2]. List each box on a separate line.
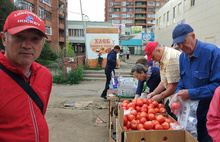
[125, 130, 185, 142]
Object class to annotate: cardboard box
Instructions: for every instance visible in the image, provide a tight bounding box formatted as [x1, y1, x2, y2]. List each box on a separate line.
[117, 104, 198, 142]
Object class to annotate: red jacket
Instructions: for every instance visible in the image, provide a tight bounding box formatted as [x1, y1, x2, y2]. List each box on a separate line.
[207, 86, 220, 142]
[0, 51, 52, 142]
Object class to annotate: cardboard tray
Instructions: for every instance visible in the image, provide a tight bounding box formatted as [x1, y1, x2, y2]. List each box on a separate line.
[117, 104, 198, 142]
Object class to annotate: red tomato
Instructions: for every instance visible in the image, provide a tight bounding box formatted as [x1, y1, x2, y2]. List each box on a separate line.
[139, 112, 148, 119]
[165, 118, 173, 124]
[171, 102, 181, 110]
[123, 106, 128, 110]
[124, 115, 128, 125]
[161, 122, 170, 130]
[126, 121, 131, 129]
[123, 100, 130, 104]
[127, 114, 135, 121]
[128, 103, 135, 108]
[160, 108, 167, 113]
[141, 106, 148, 113]
[130, 120, 138, 130]
[154, 108, 160, 113]
[142, 104, 148, 108]
[140, 117, 147, 124]
[144, 121, 155, 130]
[130, 109, 138, 117]
[156, 115, 165, 124]
[139, 128, 146, 130]
[132, 99, 137, 106]
[158, 103, 164, 108]
[148, 104, 155, 109]
[148, 108, 156, 114]
[148, 113, 156, 121]
[143, 98, 149, 105]
[154, 124, 163, 130]
[136, 99, 143, 106]
[152, 120, 160, 125]
[152, 101, 159, 108]
[136, 106, 141, 112]
[137, 123, 144, 130]
[123, 126, 127, 130]
[148, 99, 153, 104]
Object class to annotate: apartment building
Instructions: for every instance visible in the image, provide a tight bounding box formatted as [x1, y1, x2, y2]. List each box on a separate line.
[105, 0, 169, 29]
[10, 0, 67, 52]
[155, 0, 220, 47]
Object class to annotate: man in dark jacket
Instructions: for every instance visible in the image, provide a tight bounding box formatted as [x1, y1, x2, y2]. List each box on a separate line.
[101, 45, 120, 99]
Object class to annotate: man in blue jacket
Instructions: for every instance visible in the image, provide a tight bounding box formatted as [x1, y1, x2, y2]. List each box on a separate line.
[172, 24, 220, 142]
[101, 45, 120, 99]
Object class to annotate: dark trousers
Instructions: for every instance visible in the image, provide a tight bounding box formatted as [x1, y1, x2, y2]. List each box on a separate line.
[101, 68, 113, 97]
[126, 54, 129, 59]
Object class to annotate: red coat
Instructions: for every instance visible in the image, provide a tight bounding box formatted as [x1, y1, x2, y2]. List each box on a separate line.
[207, 86, 220, 142]
[0, 51, 52, 142]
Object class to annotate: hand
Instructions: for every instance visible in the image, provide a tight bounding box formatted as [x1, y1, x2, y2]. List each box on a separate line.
[177, 89, 189, 101]
[147, 92, 155, 99]
[151, 94, 163, 102]
[134, 94, 140, 100]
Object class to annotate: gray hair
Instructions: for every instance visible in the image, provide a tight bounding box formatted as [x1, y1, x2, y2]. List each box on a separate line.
[131, 63, 148, 74]
[4, 32, 8, 41]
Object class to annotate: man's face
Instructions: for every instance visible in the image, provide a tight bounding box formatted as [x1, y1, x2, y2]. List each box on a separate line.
[177, 33, 195, 56]
[114, 49, 120, 54]
[2, 29, 45, 68]
[133, 71, 147, 82]
[151, 48, 161, 62]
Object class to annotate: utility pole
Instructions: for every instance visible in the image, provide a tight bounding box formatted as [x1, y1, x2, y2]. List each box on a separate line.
[79, 0, 88, 61]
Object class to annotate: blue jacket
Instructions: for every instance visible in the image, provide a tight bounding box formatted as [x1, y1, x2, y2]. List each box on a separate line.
[136, 66, 160, 95]
[175, 40, 220, 142]
[105, 49, 117, 70]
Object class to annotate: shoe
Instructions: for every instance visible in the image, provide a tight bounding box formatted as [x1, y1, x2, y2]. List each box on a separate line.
[101, 95, 107, 99]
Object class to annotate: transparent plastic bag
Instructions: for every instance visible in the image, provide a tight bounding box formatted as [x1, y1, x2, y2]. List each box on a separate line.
[169, 94, 182, 116]
[169, 94, 199, 139]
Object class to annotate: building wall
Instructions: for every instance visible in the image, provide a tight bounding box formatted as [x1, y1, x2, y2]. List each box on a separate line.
[9, 0, 67, 52]
[155, 0, 220, 47]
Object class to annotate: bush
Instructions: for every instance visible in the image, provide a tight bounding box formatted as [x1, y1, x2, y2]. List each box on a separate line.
[38, 40, 59, 61]
[52, 66, 83, 85]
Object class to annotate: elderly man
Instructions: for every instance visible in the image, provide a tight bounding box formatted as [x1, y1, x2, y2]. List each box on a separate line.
[0, 10, 52, 141]
[144, 41, 181, 119]
[172, 24, 220, 142]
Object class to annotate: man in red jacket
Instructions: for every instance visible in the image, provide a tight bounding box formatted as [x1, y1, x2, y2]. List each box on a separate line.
[0, 10, 52, 142]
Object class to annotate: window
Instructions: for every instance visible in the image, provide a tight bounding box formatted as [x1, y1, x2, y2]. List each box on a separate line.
[167, 11, 170, 26]
[39, 0, 51, 6]
[108, 8, 112, 12]
[163, 13, 166, 23]
[122, 2, 126, 6]
[126, 20, 133, 23]
[109, 2, 113, 6]
[156, 2, 160, 6]
[113, 8, 120, 12]
[112, 14, 120, 18]
[122, 8, 127, 12]
[45, 26, 52, 35]
[127, 14, 133, 18]
[148, 14, 155, 18]
[45, 11, 52, 21]
[39, 7, 44, 19]
[161, 3, 165, 6]
[173, 6, 176, 23]
[113, 2, 120, 6]
[159, 17, 161, 28]
[191, 0, 195, 7]
[70, 29, 84, 37]
[156, 18, 158, 26]
[147, 20, 155, 24]
[14, 0, 34, 11]
[127, 8, 133, 12]
[122, 20, 126, 24]
[109, 14, 112, 18]
[178, 3, 182, 15]
[112, 20, 120, 24]
[148, 8, 155, 12]
[148, 2, 155, 6]
[122, 14, 127, 18]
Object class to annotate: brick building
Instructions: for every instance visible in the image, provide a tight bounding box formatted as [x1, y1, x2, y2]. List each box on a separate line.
[10, 0, 67, 52]
[105, 0, 169, 29]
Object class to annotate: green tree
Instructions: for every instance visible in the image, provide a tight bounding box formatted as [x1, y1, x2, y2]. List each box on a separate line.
[38, 40, 58, 61]
[0, 0, 17, 50]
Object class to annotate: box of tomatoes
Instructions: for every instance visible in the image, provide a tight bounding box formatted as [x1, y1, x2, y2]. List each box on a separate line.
[117, 98, 198, 142]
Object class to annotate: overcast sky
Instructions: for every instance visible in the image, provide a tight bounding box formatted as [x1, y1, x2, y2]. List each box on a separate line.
[67, 0, 105, 22]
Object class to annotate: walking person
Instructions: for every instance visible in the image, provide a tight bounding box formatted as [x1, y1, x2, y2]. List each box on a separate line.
[0, 10, 53, 141]
[171, 23, 220, 142]
[101, 45, 120, 99]
[126, 48, 130, 59]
